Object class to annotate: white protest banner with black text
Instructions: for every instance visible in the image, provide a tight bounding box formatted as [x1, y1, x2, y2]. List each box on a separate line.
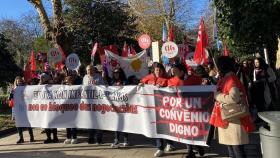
[14, 85, 215, 146]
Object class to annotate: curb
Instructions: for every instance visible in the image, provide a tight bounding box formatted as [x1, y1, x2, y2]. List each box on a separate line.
[0, 127, 17, 138]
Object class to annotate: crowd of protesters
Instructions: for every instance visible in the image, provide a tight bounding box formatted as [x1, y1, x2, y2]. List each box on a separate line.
[8, 55, 279, 158]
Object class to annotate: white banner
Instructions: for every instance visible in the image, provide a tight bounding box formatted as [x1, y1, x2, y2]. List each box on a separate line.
[14, 85, 216, 146]
[105, 50, 149, 79]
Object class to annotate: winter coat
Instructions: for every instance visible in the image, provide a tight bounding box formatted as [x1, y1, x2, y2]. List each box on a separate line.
[209, 72, 255, 145]
[167, 76, 184, 86]
[141, 73, 167, 87]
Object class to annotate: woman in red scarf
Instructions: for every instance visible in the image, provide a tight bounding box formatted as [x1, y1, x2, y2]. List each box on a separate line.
[139, 62, 171, 157]
[168, 63, 205, 158]
[209, 56, 255, 158]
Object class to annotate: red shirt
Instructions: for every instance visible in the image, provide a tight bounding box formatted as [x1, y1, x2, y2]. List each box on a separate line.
[168, 75, 202, 86]
[168, 76, 184, 86]
[184, 74, 202, 85]
[141, 73, 167, 87]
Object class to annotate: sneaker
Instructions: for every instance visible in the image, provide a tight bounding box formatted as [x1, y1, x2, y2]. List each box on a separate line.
[154, 150, 164, 157]
[16, 139, 24, 144]
[71, 139, 78, 144]
[165, 144, 175, 152]
[44, 139, 52, 144]
[123, 142, 130, 147]
[64, 139, 71, 144]
[111, 142, 120, 148]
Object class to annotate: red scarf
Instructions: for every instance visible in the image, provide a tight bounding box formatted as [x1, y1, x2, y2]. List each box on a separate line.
[209, 72, 255, 133]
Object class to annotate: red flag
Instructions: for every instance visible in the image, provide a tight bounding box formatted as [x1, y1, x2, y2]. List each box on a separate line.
[103, 44, 118, 55]
[194, 18, 209, 65]
[30, 50, 36, 71]
[130, 46, 137, 55]
[99, 44, 119, 64]
[223, 43, 229, 56]
[121, 42, 128, 57]
[23, 62, 32, 83]
[168, 24, 174, 41]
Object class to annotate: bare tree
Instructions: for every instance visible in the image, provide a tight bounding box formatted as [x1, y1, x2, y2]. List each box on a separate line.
[128, 0, 203, 43]
[20, 11, 43, 38]
[128, 0, 192, 31]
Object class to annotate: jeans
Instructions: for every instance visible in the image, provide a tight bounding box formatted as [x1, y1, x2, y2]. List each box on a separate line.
[45, 128, 58, 140]
[88, 129, 103, 143]
[114, 131, 128, 143]
[17, 127, 34, 140]
[66, 128, 77, 139]
[227, 145, 246, 158]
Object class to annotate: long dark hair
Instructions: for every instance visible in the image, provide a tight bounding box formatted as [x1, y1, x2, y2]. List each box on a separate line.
[217, 56, 235, 76]
[112, 67, 126, 81]
[254, 57, 268, 70]
[152, 62, 166, 77]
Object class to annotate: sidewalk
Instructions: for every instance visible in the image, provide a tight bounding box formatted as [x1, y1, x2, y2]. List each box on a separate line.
[0, 129, 262, 158]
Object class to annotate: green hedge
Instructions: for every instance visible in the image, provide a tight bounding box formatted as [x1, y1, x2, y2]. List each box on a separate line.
[0, 95, 9, 110]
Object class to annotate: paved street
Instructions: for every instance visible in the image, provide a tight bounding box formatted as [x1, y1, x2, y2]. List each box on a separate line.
[0, 129, 262, 158]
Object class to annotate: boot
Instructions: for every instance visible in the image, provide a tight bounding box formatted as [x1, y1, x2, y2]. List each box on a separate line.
[29, 128, 35, 142]
[16, 139, 24, 144]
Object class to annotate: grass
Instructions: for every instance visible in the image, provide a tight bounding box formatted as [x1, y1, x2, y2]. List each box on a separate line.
[0, 108, 15, 130]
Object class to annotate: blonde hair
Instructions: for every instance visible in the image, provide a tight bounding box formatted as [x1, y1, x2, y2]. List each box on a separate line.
[13, 76, 23, 88]
[86, 64, 94, 70]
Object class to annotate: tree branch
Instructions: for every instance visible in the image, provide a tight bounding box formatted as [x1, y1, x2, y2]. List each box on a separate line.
[28, 0, 53, 41]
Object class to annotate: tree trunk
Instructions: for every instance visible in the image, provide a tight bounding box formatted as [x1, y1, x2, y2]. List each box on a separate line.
[28, 0, 72, 55]
[28, 0, 52, 41]
[51, 0, 72, 54]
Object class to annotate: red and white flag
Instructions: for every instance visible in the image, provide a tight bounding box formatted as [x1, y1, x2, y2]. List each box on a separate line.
[194, 18, 209, 65]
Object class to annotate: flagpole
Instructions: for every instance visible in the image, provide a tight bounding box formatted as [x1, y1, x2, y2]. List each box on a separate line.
[208, 43, 218, 70]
